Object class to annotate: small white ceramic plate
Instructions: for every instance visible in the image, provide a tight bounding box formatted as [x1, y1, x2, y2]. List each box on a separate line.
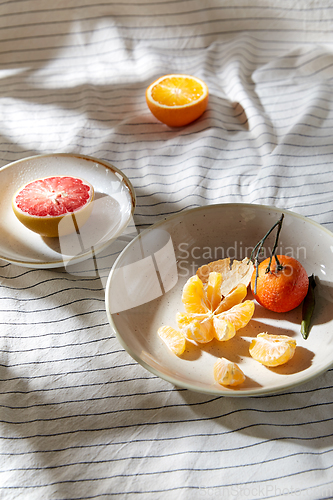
[106, 203, 333, 397]
[0, 153, 136, 268]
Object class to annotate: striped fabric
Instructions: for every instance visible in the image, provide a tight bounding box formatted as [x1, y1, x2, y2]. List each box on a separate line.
[0, 1, 332, 499]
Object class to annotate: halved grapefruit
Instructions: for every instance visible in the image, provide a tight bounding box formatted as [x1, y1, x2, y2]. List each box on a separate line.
[12, 176, 94, 237]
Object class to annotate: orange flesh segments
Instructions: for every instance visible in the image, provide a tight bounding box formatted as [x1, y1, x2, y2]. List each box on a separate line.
[146, 74, 209, 127]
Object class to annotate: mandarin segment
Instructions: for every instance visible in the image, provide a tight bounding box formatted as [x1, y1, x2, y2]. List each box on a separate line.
[213, 317, 236, 341]
[176, 312, 215, 343]
[181, 316, 214, 344]
[176, 311, 209, 328]
[157, 325, 186, 356]
[249, 333, 296, 367]
[214, 358, 245, 386]
[214, 283, 248, 314]
[182, 275, 209, 314]
[215, 300, 255, 332]
[205, 272, 223, 312]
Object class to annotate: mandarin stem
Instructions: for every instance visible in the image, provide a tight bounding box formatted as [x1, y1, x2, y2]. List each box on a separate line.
[250, 213, 285, 294]
[266, 215, 284, 273]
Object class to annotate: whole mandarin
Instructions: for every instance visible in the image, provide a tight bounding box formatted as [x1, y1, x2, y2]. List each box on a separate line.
[251, 255, 309, 313]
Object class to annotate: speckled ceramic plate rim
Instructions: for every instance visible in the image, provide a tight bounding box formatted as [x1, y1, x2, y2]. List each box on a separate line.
[105, 203, 333, 397]
[0, 153, 136, 268]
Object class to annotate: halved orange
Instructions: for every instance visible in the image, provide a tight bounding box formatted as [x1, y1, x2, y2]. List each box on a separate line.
[146, 74, 209, 127]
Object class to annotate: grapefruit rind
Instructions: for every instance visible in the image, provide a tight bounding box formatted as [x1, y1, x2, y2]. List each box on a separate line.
[12, 176, 94, 238]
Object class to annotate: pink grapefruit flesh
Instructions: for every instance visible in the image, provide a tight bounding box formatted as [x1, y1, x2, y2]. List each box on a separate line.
[12, 176, 94, 237]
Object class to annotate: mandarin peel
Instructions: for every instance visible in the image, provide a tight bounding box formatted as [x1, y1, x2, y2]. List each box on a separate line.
[197, 257, 254, 297]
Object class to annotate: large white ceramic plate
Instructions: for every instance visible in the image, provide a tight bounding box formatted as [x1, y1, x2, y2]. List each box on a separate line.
[105, 204, 333, 397]
[0, 153, 136, 268]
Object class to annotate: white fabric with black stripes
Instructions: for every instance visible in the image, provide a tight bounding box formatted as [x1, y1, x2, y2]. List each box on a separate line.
[0, 1, 332, 499]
